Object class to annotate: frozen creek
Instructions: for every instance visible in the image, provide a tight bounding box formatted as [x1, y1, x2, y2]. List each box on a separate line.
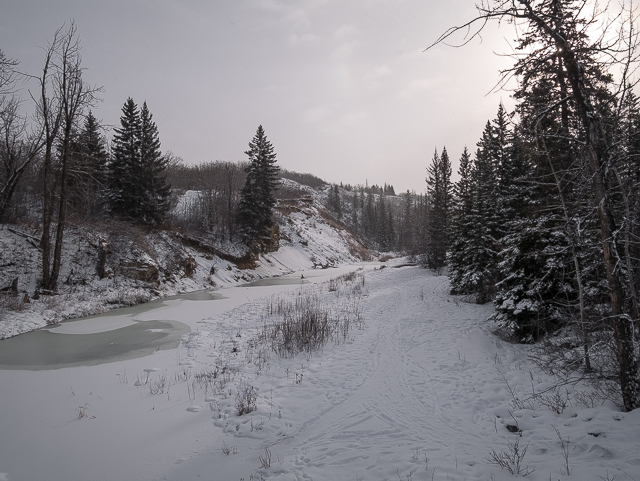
[0, 276, 305, 370]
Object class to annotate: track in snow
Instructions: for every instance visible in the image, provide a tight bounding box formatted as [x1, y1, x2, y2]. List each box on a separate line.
[267, 268, 500, 481]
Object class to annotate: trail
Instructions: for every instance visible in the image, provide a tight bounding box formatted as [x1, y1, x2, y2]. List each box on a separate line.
[162, 265, 640, 481]
[273, 268, 500, 481]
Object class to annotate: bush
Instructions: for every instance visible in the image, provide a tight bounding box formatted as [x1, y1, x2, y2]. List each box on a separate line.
[235, 382, 258, 416]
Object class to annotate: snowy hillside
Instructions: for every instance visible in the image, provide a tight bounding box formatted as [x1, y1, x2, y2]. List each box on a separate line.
[0, 181, 372, 339]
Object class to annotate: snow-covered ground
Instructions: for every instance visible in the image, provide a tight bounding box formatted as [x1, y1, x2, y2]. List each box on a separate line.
[1, 263, 638, 481]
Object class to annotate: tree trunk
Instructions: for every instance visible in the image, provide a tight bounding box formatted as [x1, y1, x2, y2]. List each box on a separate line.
[50, 130, 71, 289]
[563, 51, 639, 411]
[523, 1, 640, 409]
[0, 159, 31, 221]
[40, 138, 54, 291]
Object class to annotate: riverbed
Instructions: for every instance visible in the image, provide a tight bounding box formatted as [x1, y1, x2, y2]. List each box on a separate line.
[0, 267, 351, 370]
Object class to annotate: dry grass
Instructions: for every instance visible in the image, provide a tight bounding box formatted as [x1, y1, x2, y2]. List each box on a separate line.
[259, 271, 365, 359]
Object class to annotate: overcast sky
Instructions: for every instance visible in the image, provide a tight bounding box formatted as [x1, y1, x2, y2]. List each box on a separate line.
[2, 0, 516, 193]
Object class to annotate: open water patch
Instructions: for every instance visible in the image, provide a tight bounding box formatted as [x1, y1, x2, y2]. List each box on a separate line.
[0, 319, 189, 370]
[241, 277, 308, 287]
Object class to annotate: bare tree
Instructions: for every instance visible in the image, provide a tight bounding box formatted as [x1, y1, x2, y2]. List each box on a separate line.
[221, 161, 244, 239]
[32, 22, 101, 291]
[0, 51, 43, 221]
[430, 0, 640, 410]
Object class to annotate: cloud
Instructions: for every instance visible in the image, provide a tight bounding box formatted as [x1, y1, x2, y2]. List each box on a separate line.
[255, 0, 334, 30]
[332, 40, 361, 61]
[334, 24, 359, 39]
[302, 105, 333, 124]
[323, 111, 368, 134]
[255, 0, 312, 29]
[360, 65, 392, 91]
[288, 33, 321, 46]
[396, 77, 444, 100]
[364, 64, 391, 81]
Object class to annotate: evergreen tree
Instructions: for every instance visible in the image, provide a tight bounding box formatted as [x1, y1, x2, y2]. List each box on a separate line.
[108, 98, 170, 224]
[387, 209, 395, 251]
[399, 190, 415, 253]
[327, 184, 342, 219]
[449, 105, 514, 303]
[139, 101, 170, 224]
[377, 194, 390, 250]
[472, 115, 507, 301]
[109, 98, 141, 219]
[492, 213, 572, 342]
[236, 125, 280, 251]
[68, 111, 109, 217]
[489, 123, 575, 340]
[424, 147, 452, 271]
[414, 193, 429, 260]
[447, 147, 477, 294]
[351, 190, 359, 230]
[364, 189, 375, 238]
[383, 183, 396, 196]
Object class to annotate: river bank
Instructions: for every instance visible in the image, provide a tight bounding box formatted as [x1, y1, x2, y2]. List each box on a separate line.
[0, 193, 371, 339]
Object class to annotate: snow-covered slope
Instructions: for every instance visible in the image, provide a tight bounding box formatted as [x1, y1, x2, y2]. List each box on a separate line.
[0, 183, 372, 339]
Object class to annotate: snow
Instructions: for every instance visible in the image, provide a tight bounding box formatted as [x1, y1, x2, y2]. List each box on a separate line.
[1, 263, 639, 481]
[0, 189, 363, 339]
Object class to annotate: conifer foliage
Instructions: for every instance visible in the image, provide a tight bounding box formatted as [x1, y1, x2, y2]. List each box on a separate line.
[68, 111, 109, 217]
[424, 147, 452, 272]
[447, 147, 476, 295]
[236, 125, 280, 251]
[108, 98, 170, 224]
[433, 0, 640, 410]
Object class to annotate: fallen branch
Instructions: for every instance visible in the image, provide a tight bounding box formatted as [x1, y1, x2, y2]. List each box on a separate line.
[7, 227, 41, 250]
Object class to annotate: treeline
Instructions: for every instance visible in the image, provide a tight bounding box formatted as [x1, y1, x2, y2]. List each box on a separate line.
[0, 20, 320, 254]
[438, 1, 640, 411]
[321, 0, 640, 411]
[0, 24, 288, 291]
[322, 165, 452, 263]
[324, 183, 421, 255]
[0, 25, 172, 292]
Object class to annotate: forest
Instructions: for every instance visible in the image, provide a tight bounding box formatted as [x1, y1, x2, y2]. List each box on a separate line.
[2, 0, 640, 413]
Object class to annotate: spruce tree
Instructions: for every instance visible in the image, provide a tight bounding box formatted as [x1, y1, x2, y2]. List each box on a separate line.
[236, 125, 280, 250]
[492, 213, 571, 342]
[108, 98, 170, 224]
[399, 190, 414, 253]
[447, 147, 476, 294]
[364, 190, 375, 238]
[377, 194, 390, 250]
[327, 184, 342, 219]
[109, 98, 141, 219]
[425, 147, 452, 272]
[452, 105, 513, 303]
[139, 101, 170, 224]
[351, 191, 359, 231]
[68, 111, 109, 217]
